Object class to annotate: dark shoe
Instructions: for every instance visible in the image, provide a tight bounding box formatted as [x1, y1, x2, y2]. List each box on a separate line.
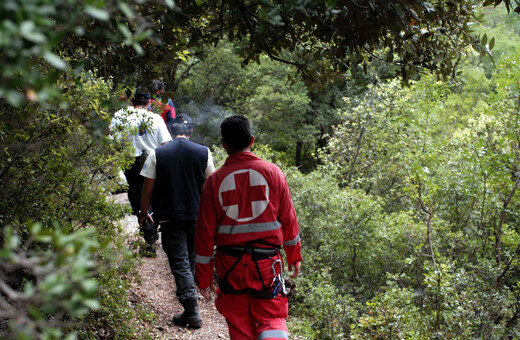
[173, 299, 202, 329]
[172, 312, 202, 329]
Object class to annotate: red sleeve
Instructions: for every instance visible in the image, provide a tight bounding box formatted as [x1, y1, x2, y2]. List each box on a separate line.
[277, 173, 302, 265]
[162, 105, 175, 122]
[195, 176, 218, 289]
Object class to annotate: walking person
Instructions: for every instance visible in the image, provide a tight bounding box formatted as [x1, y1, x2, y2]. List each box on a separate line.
[139, 114, 215, 328]
[195, 115, 302, 339]
[149, 79, 176, 133]
[110, 90, 172, 256]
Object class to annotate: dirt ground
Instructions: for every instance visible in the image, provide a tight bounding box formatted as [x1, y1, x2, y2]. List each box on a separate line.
[111, 193, 230, 339]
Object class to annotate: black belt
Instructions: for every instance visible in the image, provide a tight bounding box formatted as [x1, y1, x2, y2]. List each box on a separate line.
[217, 245, 280, 261]
[217, 244, 283, 299]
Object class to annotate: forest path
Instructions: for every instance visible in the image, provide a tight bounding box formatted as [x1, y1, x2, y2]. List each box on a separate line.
[110, 193, 230, 339]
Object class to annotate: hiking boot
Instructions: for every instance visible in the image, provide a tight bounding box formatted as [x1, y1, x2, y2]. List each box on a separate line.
[172, 299, 202, 329]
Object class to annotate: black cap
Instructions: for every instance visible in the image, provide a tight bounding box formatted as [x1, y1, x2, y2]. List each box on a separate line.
[133, 91, 151, 101]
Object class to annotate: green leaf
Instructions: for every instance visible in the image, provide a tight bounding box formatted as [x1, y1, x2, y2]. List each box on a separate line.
[134, 29, 153, 42]
[29, 222, 42, 235]
[81, 279, 99, 294]
[118, 2, 134, 19]
[85, 6, 110, 21]
[132, 42, 144, 55]
[44, 51, 67, 70]
[19, 21, 47, 44]
[82, 299, 100, 310]
[6, 227, 21, 249]
[0, 249, 12, 259]
[117, 23, 132, 39]
[63, 333, 78, 340]
[35, 230, 54, 243]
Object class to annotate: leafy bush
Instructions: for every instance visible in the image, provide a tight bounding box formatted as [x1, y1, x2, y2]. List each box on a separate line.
[0, 72, 155, 338]
[0, 224, 104, 339]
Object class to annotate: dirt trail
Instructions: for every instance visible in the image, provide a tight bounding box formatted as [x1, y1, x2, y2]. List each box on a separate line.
[111, 193, 229, 339]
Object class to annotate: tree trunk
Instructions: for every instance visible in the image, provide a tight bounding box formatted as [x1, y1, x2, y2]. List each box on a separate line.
[295, 141, 302, 169]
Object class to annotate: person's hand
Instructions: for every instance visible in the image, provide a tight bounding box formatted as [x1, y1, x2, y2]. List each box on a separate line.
[289, 261, 301, 278]
[200, 286, 214, 301]
[138, 212, 154, 226]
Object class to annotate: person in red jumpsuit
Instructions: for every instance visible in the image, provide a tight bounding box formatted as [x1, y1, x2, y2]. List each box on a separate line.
[195, 115, 302, 340]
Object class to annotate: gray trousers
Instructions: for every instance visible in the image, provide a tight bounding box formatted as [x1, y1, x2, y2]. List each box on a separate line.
[160, 220, 197, 301]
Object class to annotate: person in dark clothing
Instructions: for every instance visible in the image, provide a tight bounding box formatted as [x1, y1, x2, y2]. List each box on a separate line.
[139, 114, 215, 329]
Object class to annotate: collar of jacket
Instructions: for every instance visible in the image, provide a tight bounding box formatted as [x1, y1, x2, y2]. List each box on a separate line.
[224, 152, 261, 165]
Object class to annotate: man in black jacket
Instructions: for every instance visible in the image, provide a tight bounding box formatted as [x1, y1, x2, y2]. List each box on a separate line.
[139, 114, 215, 329]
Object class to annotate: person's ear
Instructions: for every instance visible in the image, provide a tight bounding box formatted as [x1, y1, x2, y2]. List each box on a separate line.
[221, 139, 228, 149]
[249, 135, 255, 147]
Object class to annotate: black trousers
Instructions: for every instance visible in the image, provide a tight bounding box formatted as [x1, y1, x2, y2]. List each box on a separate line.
[124, 155, 157, 246]
[124, 156, 145, 216]
[160, 220, 197, 301]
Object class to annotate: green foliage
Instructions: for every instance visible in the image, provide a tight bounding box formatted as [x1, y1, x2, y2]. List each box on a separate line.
[319, 79, 415, 208]
[242, 55, 312, 163]
[0, 223, 103, 339]
[286, 169, 426, 337]
[0, 72, 126, 227]
[176, 42, 334, 168]
[0, 73, 154, 338]
[290, 269, 360, 340]
[353, 280, 426, 340]
[79, 233, 155, 339]
[176, 43, 246, 108]
[289, 46, 520, 338]
[0, 0, 172, 106]
[176, 0, 506, 82]
[2, 2, 520, 339]
[475, 4, 520, 76]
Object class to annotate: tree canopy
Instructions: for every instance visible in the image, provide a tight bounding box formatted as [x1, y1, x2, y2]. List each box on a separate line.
[3, 0, 520, 106]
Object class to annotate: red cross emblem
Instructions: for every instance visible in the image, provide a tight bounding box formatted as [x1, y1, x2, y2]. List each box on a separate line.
[219, 169, 269, 222]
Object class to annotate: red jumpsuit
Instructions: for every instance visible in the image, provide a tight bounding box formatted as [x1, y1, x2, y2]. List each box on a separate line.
[196, 152, 302, 340]
[149, 99, 175, 123]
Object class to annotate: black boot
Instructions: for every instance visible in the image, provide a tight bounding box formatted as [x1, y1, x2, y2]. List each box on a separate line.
[172, 298, 202, 329]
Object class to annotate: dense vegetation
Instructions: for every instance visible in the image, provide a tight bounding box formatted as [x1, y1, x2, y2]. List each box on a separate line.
[1, 0, 520, 339]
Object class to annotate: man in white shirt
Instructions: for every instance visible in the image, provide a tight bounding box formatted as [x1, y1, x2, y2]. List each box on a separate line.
[110, 90, 172, 256]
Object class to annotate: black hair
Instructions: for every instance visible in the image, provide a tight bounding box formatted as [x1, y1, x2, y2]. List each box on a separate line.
[131, 90, 151, 106]
[151, 80, 165, 94]
[169, 114, 193, 137]
[173, 114, 193, 129]
[170, 123, 192, 137]
[220, 115, 252, 152]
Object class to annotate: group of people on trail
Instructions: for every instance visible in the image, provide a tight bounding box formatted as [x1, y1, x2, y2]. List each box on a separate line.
[110, 85, 302, 340]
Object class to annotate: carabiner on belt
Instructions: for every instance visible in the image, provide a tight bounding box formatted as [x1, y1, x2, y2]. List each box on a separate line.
[270, 259, 287, 297]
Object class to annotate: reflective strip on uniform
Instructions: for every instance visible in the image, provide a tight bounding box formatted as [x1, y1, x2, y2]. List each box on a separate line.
[196, 254, 213, 264]
[257, 329, 288, 340]
[217, 221, 281, 235]
[284, 234, 300, 247]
